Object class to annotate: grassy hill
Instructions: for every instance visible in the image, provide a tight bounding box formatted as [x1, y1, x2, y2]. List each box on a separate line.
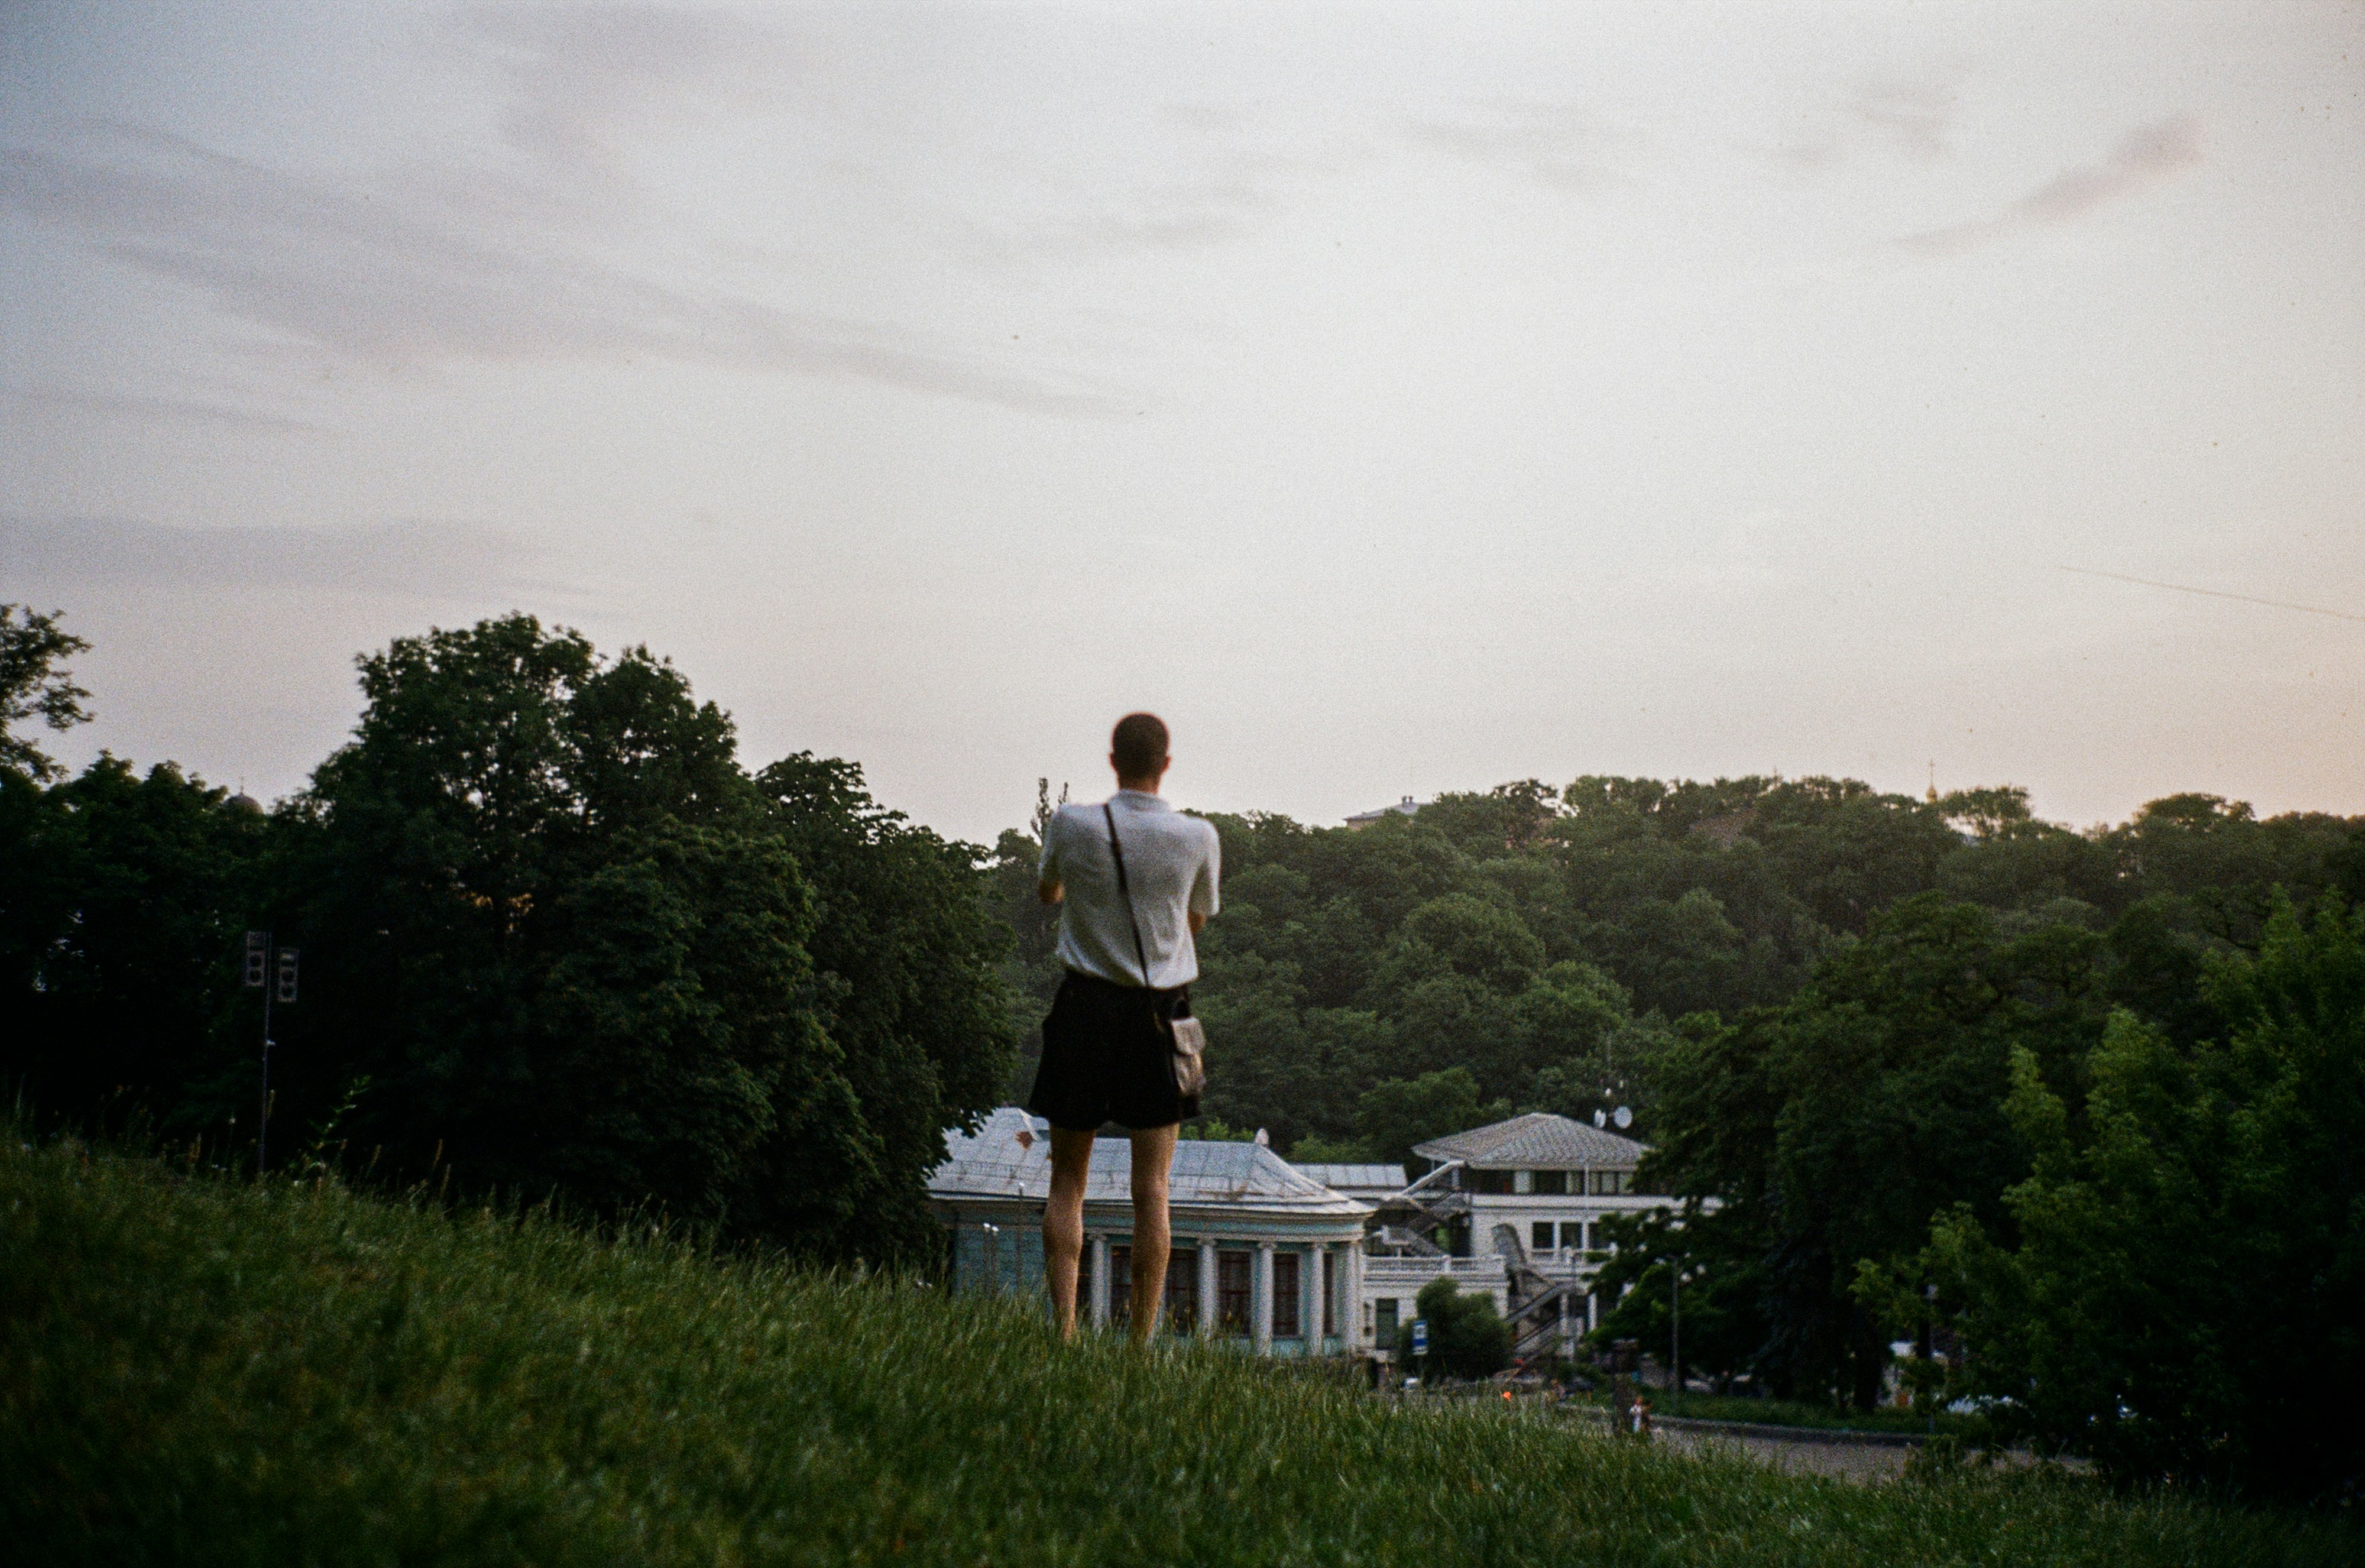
[3, 1133, 2351, 1568]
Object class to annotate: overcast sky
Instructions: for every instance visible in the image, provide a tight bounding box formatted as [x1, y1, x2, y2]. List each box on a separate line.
[3, 1, 2358, 845]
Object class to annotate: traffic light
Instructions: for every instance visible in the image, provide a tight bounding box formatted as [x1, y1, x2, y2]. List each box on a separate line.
[244, 930, 270, 989]
[275, 947, 299, 1005]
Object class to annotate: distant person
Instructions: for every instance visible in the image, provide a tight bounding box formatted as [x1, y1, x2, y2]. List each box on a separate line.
[1032, 712, 1220, 1344]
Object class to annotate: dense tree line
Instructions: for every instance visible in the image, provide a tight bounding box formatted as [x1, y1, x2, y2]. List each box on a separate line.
[990, 773, 2362, 1498]
[1, 610, 1015, 1266]
[994, 773, 2360, 1158]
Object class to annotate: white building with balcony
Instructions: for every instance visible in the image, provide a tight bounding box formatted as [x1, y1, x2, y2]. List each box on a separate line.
[1359, 1112, 1682, 1365]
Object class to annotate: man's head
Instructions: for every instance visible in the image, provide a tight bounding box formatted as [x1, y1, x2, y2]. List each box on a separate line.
[1110, 711, 1169, 789]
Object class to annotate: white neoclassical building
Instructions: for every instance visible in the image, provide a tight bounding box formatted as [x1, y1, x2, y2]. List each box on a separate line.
[929, 1107, 1374, 1355]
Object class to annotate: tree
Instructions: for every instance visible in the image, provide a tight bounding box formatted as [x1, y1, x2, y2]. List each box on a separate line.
[1640, 895, 2114, 1404]
[1353, 1068, 1509, 1167]
[1589, 1209, 1768, 1392]
[0, 605, 92, 782]
[749, 753, 1018, 1263]
[274, 617, 836, 1229]
[0, 756, 264, 1126]
[1910, 896, 2365, 1500]
[1395, 1277, 1511, 1378]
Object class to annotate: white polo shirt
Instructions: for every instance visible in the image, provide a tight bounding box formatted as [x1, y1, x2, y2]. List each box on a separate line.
[1040, 791, 1220, 989]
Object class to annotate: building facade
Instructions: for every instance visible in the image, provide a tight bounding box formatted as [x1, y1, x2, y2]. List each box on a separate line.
[930, 1107, 1374, 1355]
[1359, 1112, 1684, 1363]
[931, 1107, 1688, 1368]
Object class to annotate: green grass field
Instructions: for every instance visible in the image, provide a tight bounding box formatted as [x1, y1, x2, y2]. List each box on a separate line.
[4, 1132, 2352, 1568]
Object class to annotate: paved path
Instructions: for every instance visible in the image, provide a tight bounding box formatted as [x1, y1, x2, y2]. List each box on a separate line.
[1653, 1425, 1912, 1483]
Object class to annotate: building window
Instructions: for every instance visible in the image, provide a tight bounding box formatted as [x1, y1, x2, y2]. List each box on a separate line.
[1109, 1245, 1131, 1327]
[1375, 1297, 1399, 1342]
[1532, 1169, 1569, 1196]
[1561, 1220, 1588, 1251]
[1531, 1220, 1554, 1251]
[1513, 1169, 1534, 1195]
[1274, 1251, 1301, 1337]
[1472, 1168, 1514, 1195]
[1217, 1250, 1252, 1334]
[1164, 1248, 1198, 1332]
[1589, 1169, 1630, 1195]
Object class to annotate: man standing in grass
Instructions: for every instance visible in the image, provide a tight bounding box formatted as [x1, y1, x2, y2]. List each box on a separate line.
[1031, 712, 1220, 1343]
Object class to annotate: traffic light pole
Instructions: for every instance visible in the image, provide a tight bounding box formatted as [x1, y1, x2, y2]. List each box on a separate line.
[245, 929, 295, 1175]
[258, 963, 274, 1175]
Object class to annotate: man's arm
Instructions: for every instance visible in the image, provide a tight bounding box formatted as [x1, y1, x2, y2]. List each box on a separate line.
[1187, 825, 1217, 937]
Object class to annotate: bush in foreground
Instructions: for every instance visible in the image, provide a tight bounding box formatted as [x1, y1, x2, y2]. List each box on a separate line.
[3, 1135, 2353, 1568]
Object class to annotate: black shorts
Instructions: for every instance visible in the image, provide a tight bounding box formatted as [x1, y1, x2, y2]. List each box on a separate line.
[1026, 970, 1199, 1132]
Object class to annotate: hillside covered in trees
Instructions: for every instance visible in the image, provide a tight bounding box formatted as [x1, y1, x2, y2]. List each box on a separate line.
[993, 773, 2361, 1161]
[989, 773, 2364, 1499]
[1, 609, 1016, 1267]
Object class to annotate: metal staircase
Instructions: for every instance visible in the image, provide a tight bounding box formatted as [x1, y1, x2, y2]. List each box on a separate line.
[1491, 1223, 1586, 1363]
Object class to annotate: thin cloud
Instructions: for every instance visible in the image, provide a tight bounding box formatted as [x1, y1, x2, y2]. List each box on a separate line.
[1776, 77, 1961, 169]
[1, 384, 323, 433]
[0, 515, 542, 596]
[1410, 103, 1622, 192]
[0, 125, 1118, 415]
[1851, 80, 1956, 160]
[1899, 115, 2202, 258]
[446, 4, 792, 185]
[1078, 177, 1275, 252]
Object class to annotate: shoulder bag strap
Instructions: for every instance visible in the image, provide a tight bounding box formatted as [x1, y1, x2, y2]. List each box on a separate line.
[1103, 802, 1153, 987]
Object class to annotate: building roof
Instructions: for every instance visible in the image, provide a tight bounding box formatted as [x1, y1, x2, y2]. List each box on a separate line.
[929, 1108, 1373, 1217]
[1292, 1162, 1408, 1194]
[1411, 1112, 1649, 1169]
[1344, 795, 1422, 827]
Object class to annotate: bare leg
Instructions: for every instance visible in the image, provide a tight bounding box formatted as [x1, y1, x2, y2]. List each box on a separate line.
[1045, 1128, 1094, 1340]
[1128, 1122, 1178, 1346]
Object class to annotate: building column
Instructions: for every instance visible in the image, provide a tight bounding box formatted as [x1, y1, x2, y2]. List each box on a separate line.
[1089, 1234, 1110, 1327]
[1315, 1249, 1334, 1353]
[1254, 1241, 1275, 1353]
[1347, 1243, 1366, 1351]
[1198, 1239, 1219, 1338]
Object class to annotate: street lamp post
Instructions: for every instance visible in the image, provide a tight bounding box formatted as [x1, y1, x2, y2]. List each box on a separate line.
[1670, 1258, 1705, 1415]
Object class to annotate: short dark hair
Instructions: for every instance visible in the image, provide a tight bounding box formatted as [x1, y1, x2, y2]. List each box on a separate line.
[1111, 712, 1169, 779]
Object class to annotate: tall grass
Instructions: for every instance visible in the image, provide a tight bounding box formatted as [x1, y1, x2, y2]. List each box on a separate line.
[3, 1132, 2351, 1568]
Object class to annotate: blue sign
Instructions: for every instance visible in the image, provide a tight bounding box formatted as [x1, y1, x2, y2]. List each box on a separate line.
[1411, 1318, 1428, 1356]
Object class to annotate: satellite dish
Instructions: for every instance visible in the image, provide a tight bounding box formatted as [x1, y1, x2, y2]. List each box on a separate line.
[1593, 1109, 1608, 1128]
[1612, 1106, 1633, 1130]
